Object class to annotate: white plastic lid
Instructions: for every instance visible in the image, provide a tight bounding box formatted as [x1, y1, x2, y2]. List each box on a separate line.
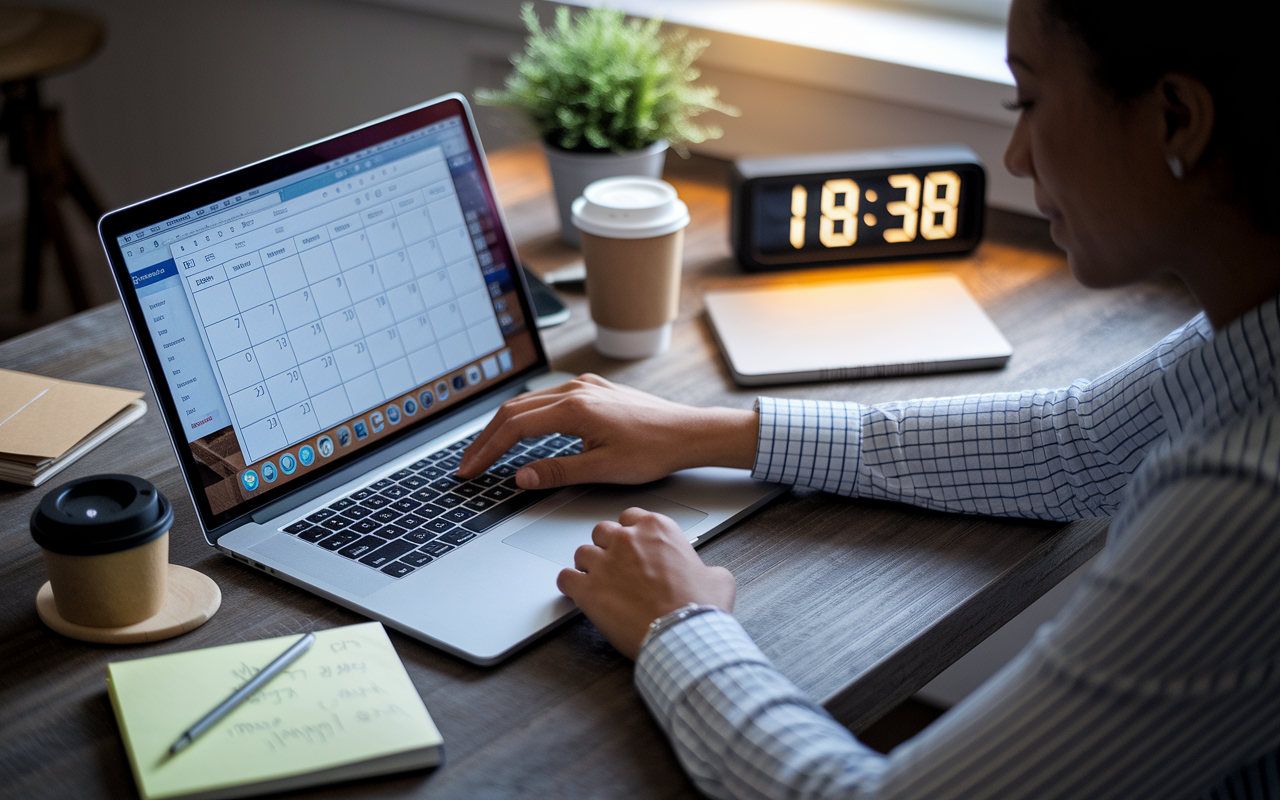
[571, 176, 690, 240]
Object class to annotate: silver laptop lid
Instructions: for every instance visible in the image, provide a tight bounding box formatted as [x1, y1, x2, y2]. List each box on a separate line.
[99, 94, 549, 541]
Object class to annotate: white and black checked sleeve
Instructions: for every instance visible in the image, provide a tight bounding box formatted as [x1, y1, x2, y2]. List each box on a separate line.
[751, 315, 1212, 521]
[637, 415, 1280, 799]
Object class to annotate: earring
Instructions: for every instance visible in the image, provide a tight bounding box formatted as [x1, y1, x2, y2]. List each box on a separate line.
[1167, 155, 1185, 179]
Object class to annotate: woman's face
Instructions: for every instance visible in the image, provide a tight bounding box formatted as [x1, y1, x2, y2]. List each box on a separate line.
[1004, 0, 1173, 287]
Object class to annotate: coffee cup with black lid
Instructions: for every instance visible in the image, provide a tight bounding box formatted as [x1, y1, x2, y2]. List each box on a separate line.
[30, 474, 174, 628]
[571, 176, 691, 359]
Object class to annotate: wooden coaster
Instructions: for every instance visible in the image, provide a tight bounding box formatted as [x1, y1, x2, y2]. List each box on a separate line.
[36, 565, 221, 644]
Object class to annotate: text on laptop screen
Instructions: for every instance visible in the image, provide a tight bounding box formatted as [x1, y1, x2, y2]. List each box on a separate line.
[115, 115, 539, 517]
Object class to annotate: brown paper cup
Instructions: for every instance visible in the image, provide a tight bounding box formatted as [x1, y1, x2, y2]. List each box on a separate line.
[580, 228, 684, 331]
[41, 531, 170, 628]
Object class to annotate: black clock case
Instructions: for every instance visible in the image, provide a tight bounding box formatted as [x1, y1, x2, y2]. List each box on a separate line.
[730, 144, 987, 272]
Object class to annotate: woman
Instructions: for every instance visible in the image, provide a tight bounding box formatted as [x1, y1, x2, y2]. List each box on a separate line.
[458, 0, 1280, 796]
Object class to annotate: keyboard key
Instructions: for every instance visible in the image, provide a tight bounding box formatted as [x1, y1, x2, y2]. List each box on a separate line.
[438, 529, 476, 546]
[304, 509, 336, 523]
[390, 469, 413, 480]
[464, 496, 496, 512]
[339, 535, 387, 560]
[401, 528, 435, 544]
[320, 516, 352, 531]
[341, 506, 373, 520]
[370, 478, 394, 490]
[472, 473, 502, 488]
[283, 520, 311, 534]
[371, 508, 402, 524]
[391, 498, 422, 513]
[438, 456, 462, 471]
[299, 527, 331, 543]
[381, 562, 416, 578]
[398, 513, 429, 529]
[409, 487, 441, 503]
[435, 494, 464, 508]
[357, 519, 386, 534]
[349, 489, 375, 501]
[421, 466, 447, 480]
[360, 539, 415, 567]
[328, 498, 355, 511]
[548, 436, 574, 448]
[375, 524, 408, 540]
[428, 449, 449, 460]
[319, 531, 360, 550]
[381, 485, 409, 499]
[442, 508, 477, 524]
[430, 476, 460, 492]
[401, 550, 435, 567]
[485, 485, 517, 501]
[415, 502, 447, 518]
[565, 444, 583, 455]
[462, 489, 554, 533]
[400, 475, 429, 490]
[448, 440, 470, 451]
[490, 464, 517, 478]
[510, 455, 535, 467]
[425, 519, 455, 534]
[410, 459, 430, 470]
[529, 446, 554, 458]
[518, 437, 542, 447]
[453, 483, 484, 498]
[420, 540, 454, 557]
[362, 495, 392, 509]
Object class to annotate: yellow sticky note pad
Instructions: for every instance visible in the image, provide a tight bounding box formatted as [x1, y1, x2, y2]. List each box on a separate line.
[107, 622, 442, 800]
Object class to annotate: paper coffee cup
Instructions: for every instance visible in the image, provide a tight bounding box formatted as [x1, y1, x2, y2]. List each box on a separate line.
[571, 177, 690, 359]
[31, 475, 174, 628]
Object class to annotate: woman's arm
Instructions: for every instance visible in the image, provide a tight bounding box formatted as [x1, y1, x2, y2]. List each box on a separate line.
[631, 464, 1280, 800]
[462, 315, 1210, 522]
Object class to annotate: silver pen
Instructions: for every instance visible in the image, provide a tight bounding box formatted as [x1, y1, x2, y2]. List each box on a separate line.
[168, 632, 316, 756]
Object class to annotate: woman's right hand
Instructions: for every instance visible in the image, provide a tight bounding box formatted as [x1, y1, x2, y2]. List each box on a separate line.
[457, 373, 759, 490]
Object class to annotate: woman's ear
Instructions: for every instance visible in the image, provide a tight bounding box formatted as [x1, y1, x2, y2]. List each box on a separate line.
[1156, 73, 1215, 176]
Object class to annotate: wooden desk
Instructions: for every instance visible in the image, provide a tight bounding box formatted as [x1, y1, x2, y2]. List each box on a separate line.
[0, 145, 1199, 798]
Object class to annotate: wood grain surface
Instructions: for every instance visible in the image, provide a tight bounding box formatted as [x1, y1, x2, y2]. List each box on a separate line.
[0, 144, 1200, 799]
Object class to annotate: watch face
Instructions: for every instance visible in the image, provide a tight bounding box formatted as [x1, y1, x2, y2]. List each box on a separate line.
[737, 160, 985, 270]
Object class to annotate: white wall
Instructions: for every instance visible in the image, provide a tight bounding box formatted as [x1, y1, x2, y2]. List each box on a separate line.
[0, 0, 529, 219]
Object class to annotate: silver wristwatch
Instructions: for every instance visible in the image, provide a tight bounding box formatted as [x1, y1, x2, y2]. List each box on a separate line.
[640, 603, 721, 651]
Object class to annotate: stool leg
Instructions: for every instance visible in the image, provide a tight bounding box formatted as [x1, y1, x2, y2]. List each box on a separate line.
[21, 100, 90, 311]
[22, 168, 44, 311]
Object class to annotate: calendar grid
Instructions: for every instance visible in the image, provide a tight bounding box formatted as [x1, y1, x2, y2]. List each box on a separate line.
[175, 146, 505, 465]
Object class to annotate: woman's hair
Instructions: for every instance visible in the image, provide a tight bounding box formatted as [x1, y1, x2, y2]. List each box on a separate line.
[1045, 0, 1280, 233]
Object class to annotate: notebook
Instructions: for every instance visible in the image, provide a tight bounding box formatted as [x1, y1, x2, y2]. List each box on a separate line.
[97, 93, 784, 665]
[106, 622, 441, 800]
[0, 368, 146, 487]
[704, 273, 1013, 385]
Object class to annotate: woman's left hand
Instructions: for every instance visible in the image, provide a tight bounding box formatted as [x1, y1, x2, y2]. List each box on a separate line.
[556, 506, 736, 660]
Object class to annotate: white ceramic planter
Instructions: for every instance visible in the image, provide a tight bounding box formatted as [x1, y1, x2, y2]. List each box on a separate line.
[542, 139, 668, 247]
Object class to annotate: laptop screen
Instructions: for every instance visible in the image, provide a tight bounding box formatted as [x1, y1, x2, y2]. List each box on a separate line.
[102, 97, 545, 530]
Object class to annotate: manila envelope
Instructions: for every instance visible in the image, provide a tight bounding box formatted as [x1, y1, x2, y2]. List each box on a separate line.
[0, 369, 143, 460]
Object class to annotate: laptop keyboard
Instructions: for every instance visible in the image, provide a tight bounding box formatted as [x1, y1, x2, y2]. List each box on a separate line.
[278, 433, 582, 578]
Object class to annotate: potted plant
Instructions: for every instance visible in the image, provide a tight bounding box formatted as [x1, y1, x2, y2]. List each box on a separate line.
[476, 4, 737, 246]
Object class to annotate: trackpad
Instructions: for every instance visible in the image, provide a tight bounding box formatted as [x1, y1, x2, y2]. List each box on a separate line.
[503, 487, 708, 568]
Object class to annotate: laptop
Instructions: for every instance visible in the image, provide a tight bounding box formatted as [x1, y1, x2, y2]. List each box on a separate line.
[705, 273, 1012, 386]
[99, 94, 783, 665]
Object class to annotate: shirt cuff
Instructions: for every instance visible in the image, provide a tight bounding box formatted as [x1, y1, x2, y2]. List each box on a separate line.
[752, 396, 864, 495]
[634, 609, 774, 728]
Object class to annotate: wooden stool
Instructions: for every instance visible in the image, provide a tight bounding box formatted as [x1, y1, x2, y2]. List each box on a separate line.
[0, 8, 105, 312]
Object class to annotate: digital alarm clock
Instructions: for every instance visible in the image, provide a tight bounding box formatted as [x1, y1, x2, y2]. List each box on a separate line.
[730, 144, 986, 272]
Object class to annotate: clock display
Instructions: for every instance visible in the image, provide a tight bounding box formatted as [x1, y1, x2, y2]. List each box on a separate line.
[731, 145, 986, 271]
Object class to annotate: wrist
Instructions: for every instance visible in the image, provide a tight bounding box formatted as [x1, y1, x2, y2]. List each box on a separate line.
[682, 407, 759, 471]
[640, 603, 722, 652]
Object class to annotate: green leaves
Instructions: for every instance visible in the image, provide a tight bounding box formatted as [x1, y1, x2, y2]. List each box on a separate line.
[474, 4, 737, 154]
